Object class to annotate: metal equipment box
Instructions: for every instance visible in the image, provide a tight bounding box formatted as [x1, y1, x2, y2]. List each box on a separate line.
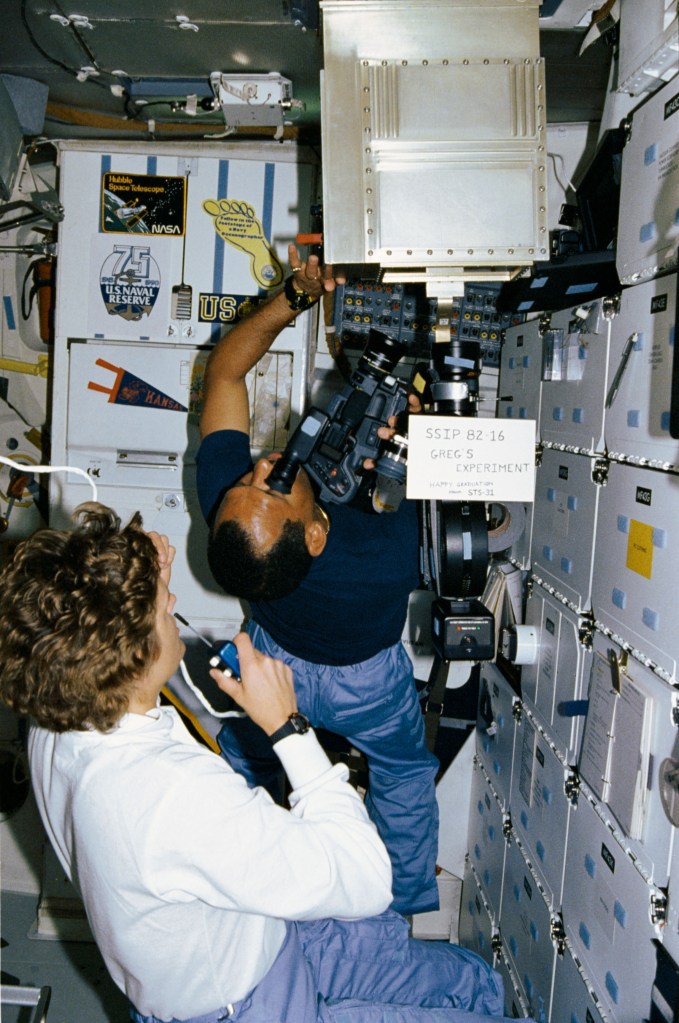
[319, 0, 548, 274]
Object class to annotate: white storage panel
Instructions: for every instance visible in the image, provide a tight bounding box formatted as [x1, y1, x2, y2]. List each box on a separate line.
[509, 708, 573, 910]
[592, 459, 679, 679]
[521, 581, 592, 764]
[499, 837, 557, 1023]
[616, 76, 679, 285]
[577, 631, 678, 888]
[539, 301, 611, 455]
[561, 789, 664, 1023]
[476, 662, 520, 810]
[467, 756, 508, 922]
[530, 448, 603, 612]
[603, 273, 678, 469]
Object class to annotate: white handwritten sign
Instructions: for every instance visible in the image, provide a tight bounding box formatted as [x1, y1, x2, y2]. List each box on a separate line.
[406, 416, 536, 502]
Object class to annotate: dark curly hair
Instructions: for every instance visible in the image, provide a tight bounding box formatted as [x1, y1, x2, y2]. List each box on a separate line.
[207, 517, 312, 601]
[0, 502, 161, 733]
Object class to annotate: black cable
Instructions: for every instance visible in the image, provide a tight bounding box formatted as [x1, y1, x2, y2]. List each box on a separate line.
[21, 258, 41, 320]
[20, 0, 115, 92]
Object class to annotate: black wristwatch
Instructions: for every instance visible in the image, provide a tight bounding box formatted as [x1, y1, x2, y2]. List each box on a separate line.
[269, 712, 311, 745]
[284, 274, 319, 312]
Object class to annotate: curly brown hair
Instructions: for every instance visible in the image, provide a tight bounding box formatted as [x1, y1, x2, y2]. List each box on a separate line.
[0, 502, 161, 732]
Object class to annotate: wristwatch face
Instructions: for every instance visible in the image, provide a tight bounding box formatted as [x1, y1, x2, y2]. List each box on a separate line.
[289, 712, 310, 735]
[269, 711, 310, 745]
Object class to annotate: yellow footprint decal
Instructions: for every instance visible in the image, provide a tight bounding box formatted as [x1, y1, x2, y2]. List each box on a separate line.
[202, 199, 283, 289]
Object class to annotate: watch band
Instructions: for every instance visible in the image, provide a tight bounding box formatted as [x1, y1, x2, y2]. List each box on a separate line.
[269, 711, 311, 745]
[284, 274, 319, 312]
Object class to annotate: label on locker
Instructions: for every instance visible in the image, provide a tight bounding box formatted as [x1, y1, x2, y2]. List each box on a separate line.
[580, 649, 654, 838]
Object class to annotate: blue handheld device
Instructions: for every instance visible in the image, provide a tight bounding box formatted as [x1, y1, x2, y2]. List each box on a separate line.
[174, 613, 241, 682]
[209, 640, 241, 681]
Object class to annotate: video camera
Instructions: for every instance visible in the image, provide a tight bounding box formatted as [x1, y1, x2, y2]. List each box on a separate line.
[374, 336, 485, 489]
[268, 328, 409, 505]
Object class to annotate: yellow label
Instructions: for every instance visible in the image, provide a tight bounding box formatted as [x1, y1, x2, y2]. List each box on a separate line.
[626, 519, 653, 579]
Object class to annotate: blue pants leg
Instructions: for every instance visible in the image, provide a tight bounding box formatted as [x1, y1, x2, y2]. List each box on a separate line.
[297, 911, 504, 1015]
[131, 915, 532, 1023]
[216, 712, 285, 804]
[245, 625, 440, 917]
[229, 912, 532, 1023]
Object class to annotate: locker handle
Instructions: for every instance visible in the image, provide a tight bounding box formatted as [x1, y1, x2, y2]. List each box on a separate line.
[116, 451, 179, 469]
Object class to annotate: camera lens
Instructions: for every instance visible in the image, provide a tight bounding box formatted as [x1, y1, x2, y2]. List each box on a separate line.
[428, 338, 482, 416]
[356, 329, 406, 382]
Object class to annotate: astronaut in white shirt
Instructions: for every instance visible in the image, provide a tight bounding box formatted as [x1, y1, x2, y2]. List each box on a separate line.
[0, 502, 528, 1023]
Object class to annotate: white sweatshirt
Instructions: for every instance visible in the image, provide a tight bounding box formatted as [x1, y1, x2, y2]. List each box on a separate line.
[28, 705, 392, 1020]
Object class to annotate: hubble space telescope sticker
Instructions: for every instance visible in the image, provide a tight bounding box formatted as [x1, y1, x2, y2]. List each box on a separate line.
[406, 417, 536, 503]
[99, 244, 161, 322]
[101, 173, 187, 235]
[88, 358, 187, 412]
[202, 198, 284, 289]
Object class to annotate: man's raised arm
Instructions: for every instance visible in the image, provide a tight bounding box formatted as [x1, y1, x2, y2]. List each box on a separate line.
[199, 244, 343, 438]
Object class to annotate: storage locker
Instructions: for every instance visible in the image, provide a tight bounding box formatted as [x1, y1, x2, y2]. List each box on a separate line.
[509, 707, 573, 909]
[591, 459, 679, 680]
[530, 447, 604, 612]
[603, 272, 678, 470]
[561, 788, 664, 1023]
[521, 581, 592, 763]
[499, 836, 558, 1023]
[498, 317, 544, 429]
[476, 662, 520, 810]
[458, 858, 497, 966]
[539, 300, 611, 455]
[549, 940, 610, 1023]
[467, 755, 509, 922]
[616, 76, 679, 286]
[578, 631, 678, 887]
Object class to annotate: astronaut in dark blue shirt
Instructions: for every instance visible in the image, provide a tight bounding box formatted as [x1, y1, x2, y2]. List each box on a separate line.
[197, 245, 439, 915]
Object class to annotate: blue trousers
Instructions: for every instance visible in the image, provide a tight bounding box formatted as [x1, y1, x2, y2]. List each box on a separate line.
[131, 909, 532, 1023]
[217, 624, 440, 915]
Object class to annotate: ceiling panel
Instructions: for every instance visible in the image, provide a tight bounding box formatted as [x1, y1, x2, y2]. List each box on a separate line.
[0, 1, 610, 141]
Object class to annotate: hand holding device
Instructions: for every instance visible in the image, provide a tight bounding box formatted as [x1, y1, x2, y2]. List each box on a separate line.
[212, 632, 299, 738]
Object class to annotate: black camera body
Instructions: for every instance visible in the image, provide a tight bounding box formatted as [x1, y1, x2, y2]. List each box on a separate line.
[269, 329, 409, 505]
